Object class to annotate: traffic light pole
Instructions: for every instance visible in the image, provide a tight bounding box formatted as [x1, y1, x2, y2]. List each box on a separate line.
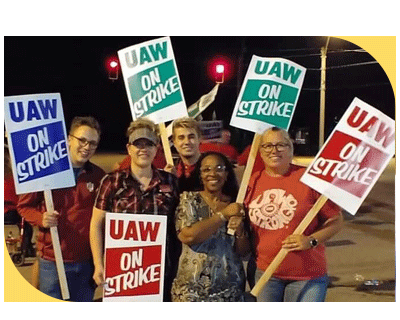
[319, 36, 330, 149]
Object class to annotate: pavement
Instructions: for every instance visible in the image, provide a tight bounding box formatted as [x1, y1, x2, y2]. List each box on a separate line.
[4, 155, 396, 302]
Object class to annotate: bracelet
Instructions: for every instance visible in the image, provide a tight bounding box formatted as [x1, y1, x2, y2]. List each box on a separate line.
[235, 231, 247, 239]
[216, 211, 227, 222]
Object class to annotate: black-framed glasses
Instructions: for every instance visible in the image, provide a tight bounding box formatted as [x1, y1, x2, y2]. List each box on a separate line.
[129, 140, 156, 149]
[260, 143, 289, 153]
[70, 135, 99, 149]
[200, 165, 226, 174]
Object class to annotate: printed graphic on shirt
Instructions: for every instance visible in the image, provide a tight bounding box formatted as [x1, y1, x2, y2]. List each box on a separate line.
[248, 189, 297, 230]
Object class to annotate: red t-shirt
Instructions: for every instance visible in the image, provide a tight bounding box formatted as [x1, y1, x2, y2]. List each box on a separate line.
[199, 142, 239, 162]
[244, 164, 340, 280]
[237, 145, 264, 172]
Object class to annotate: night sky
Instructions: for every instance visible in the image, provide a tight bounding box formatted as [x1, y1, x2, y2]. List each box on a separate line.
[4, 36, 395, 155]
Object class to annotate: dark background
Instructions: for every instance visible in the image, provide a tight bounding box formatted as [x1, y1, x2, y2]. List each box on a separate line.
[4, 36, 395, 155]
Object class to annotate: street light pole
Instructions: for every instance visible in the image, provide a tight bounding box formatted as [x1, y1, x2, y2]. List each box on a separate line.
[319, 36, 330, 149]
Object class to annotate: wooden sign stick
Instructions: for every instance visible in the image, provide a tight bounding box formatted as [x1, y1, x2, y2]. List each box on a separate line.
[250, 195, 328, 297]
[43, 189, 70, 300]
[228, 133, 262, 235]
[158, 123, 174, 166]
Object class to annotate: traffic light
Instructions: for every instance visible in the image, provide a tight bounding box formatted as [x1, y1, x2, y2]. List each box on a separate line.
[207, 56, 233, 84]
[215, 64, 224, 83]
[106, 57, 119, 80]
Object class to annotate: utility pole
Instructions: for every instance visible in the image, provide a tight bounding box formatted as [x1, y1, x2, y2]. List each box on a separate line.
[319, 36, 330, 149]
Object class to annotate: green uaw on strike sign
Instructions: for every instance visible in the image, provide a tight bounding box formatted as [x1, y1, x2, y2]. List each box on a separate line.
[230, 56, 306, 133]
[118, 37, 187, 124]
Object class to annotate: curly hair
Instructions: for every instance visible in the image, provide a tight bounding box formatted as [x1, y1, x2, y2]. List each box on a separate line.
[193, 151, 239, 200]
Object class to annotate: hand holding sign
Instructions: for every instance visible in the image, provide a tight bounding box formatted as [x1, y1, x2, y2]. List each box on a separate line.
[42, 210, 60, 228]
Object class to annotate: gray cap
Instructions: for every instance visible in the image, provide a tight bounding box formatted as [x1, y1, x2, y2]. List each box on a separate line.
[128, 128, 159, 145]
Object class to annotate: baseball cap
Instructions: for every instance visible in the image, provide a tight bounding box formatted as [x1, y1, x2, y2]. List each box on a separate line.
[128, 128, 159, 145]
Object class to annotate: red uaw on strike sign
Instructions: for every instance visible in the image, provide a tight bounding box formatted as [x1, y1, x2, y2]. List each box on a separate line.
[103, 213, 167, 302]
[300, 98, 395, 215]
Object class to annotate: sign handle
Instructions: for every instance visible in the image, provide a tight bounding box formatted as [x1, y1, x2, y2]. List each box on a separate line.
[228, 133, 262, 235]
[158, 123, 174, 166]
[43, 189, 70, 300]
[250, 195, 328, 297]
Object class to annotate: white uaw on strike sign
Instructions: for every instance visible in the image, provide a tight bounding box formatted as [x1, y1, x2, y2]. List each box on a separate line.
[103, 213, 167, 302]
[4, 93, 75, 194]
[300, 97, 395, 215]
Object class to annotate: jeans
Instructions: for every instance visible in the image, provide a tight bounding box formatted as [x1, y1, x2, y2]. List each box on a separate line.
[254, 269, 329, 302]
[39, 258, 96, 302]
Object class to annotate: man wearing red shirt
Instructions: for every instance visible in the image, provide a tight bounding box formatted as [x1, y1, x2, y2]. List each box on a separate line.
[167, 117, 203, 192]
[18, 116, 105, 301]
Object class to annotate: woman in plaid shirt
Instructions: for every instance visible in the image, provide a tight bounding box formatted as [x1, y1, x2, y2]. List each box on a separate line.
[90, 118, 180, 302]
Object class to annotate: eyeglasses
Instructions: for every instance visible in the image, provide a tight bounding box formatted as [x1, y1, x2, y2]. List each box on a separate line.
[200, 165, 226, 174]
[70, 135, 99, 149]
[260, 143, 290, 153]
[129, 140, 156, 149]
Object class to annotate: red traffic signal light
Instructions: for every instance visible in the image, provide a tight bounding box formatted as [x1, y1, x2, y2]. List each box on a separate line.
[207, 56, 233, 84]
[215, 64, 224, 83]
[106, 57, 119, 80]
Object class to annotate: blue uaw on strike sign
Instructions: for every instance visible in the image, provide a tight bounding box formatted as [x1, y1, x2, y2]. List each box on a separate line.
[4, 93, 75, 194]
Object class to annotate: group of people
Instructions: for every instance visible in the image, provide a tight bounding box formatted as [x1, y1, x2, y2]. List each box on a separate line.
[12, 115, 343, 302]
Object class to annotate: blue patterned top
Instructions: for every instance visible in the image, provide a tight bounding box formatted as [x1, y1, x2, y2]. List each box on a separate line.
[171, 192, 245, 302]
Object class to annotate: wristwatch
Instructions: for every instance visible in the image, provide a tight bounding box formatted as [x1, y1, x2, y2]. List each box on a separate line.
[309, 236, 319, 248]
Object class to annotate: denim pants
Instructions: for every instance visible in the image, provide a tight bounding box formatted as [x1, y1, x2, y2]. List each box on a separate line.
[254, 268, 329, 302]
[39, 258, 96, 302]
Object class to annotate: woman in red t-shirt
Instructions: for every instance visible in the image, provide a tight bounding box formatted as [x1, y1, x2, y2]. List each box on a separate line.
[244, 127, 343, 302]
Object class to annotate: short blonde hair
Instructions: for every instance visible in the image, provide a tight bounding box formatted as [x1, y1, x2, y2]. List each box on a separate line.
[172, 117, 201, 140]
[261, 126, 293, 155]
[126, 118, 159, 141]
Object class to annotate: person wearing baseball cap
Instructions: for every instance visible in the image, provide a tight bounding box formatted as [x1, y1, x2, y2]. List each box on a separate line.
[90, 118, 180, 301]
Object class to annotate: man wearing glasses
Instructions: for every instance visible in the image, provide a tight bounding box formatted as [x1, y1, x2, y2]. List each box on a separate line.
[18, 116, 105, 301]
[90, 118, 180, 301]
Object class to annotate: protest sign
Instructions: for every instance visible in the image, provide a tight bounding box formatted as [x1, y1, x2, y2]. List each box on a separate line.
[118, 36, 187, 124]
[228, 57, 306, 234]
[300, 97, 395, 215]
[118, 37, 188, 165]
[199, 120, 223, 141]
[4, 93, 75, 195]
[4, 92, 74, 300]
[230, 55, 306, 134]
[250, 98, 395, 298]
[103, 213, 167, 302]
